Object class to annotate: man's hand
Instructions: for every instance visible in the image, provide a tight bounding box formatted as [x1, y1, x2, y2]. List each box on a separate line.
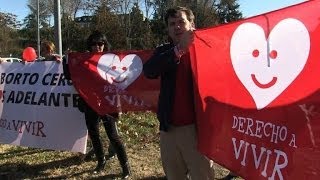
[178, 29, 195, 52]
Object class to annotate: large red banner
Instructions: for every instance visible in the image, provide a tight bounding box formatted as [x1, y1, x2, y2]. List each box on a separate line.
[191, 1, 320, 179]
[68, 51, 159, 115]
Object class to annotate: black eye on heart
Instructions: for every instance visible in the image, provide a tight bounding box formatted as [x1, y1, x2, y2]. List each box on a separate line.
[111, 66, 128, 71]
[251, 49, 278, 59]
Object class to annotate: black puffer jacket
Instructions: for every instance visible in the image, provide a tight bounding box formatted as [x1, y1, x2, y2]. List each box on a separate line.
[143, 43, 180, 131]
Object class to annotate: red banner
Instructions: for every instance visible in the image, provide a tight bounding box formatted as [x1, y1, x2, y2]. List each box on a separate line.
[190, 1, 320, 179]
[68, 51, 159, 115]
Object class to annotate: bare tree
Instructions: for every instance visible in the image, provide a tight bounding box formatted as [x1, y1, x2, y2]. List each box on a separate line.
[28, 0, 52, 25]
[142, 0, 156, 19]
[60, 0, 85, 19]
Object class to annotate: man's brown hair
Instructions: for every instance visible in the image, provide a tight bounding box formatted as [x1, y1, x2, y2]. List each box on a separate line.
[165, 6, 195, 26]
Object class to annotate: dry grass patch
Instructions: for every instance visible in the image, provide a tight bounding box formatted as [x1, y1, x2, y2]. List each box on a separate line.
[0, 112, 240, 179]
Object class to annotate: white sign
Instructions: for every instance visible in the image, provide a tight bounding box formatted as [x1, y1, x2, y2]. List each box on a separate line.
[0, 61, 87, 153]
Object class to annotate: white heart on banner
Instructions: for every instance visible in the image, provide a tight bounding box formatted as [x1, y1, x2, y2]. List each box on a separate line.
[230, 18, 310, 110]
[97, 53, 143, 90]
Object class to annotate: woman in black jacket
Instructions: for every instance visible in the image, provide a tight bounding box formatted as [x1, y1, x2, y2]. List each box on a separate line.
[64, 30, 131, 178]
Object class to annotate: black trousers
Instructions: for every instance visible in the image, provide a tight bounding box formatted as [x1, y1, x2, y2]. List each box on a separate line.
[84, 103, 128, 166]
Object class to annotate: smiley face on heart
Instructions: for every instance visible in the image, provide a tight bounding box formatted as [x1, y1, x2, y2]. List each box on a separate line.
[230, 18, 310, 110]
[97, 53, 143, 90]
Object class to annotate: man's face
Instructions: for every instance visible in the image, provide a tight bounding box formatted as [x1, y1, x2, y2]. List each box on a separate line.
[167, 11, 194, 45]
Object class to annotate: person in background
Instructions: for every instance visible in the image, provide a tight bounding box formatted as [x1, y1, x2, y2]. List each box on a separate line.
[40, 41, 61, 62]
[66, 30, 131, 178]
[143, 6, 215, 180]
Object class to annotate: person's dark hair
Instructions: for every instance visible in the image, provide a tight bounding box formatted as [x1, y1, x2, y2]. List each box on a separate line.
[165, 6, 195, 26]
[86, 30, 111, 51]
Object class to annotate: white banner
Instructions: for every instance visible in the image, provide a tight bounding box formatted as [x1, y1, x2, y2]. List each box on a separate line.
[0, 61, 87, 153]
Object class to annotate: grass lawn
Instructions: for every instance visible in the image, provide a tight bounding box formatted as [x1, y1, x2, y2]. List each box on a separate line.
[0, 112, 239, 179]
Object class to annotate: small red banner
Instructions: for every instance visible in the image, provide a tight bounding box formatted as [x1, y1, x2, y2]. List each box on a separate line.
[68, 51, 159, 115]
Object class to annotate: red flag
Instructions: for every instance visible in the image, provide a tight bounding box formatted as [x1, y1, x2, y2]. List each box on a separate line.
[68, 51, 159, 115]
[190, 1, 320, 179]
